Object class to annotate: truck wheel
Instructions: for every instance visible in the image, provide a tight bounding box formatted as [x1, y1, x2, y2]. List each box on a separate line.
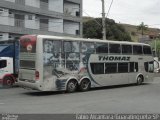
[3, 76, 14, 87]
[66, 80, 78, 93]
[79, 79, 91, 92]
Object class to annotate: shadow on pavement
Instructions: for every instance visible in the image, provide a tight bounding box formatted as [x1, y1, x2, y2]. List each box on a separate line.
[23, 83, 151, 96]
[90, 83, 150, 92]
[23, 91, 65, 96]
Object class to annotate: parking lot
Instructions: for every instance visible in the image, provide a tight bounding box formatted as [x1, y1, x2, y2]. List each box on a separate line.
[0, 76, 160, 114]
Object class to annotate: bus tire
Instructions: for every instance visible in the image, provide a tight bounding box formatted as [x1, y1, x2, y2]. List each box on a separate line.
[136, 75, 143, 85]
[66, 80, 78, 93]
[3, 76, 14, 87]
[79, 79, 91, 92]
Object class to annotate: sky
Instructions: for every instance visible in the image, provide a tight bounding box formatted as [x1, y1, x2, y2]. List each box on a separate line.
[83, 0, 160, 29]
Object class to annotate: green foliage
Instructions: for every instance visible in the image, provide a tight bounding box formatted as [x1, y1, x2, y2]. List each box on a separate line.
[83, 18, 131, 41]
[131, 31, 136, 36]
[150, 39, 160, 51]
[137, 22, 148, 35]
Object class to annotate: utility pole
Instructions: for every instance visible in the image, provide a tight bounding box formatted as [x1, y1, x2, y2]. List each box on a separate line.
[102, 0, 106, 40]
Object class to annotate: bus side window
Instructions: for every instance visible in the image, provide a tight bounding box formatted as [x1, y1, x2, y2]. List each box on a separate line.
[91, 63, 104, 74]
[130, 62, 138, 72]
[96, 43, 108, 53]
[135, 62, 138, 72]
[133, 45, 143, 55]
[130, 62, 134, 72]
[109, 44, 121, 54]
[118, 63, 128, 73]
[122, 45, 132, 54]
[143, 46, 152, 55]
[105, 63, 117, 74]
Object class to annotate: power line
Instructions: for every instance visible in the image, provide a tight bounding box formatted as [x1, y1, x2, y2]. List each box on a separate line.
[83, 10, 102, 27]
[106, 0, 114, 17]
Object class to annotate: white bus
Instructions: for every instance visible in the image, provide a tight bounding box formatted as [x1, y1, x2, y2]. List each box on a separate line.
[18, 35, 154, 92]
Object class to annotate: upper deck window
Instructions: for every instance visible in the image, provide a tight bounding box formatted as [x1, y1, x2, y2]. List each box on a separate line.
[109, 44, 121, 54]
[143, 46, 152, 55]
[133, 45, 142, 55]
[122, 45, 132, 54]
[96, 43, 108, 53]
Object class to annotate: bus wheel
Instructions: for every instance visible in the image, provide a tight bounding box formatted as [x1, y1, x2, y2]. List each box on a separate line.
[3, 76, 14, 87]
[137, 75, 143, 85]
[79, 79, 91, 92]
[66, 80, 78, 93]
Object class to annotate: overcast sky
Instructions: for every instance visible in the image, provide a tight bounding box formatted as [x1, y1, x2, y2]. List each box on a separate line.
[83, 0, 160, 28]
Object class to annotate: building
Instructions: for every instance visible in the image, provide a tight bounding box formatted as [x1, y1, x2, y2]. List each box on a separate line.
[0, 0, 82, 41]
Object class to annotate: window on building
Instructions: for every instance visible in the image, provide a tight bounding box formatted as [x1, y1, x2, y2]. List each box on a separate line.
[76, 11, 80, 16]
[28, 15, 33, 20]
[40, 0, 48, 9]
[40, 19, 48, 31]
[76, 30, 80, 35]
[91, 63, 104, 74]
[122, 45, 132, 54]
[15, 0, 25, 5]
[40, 0, 48, 3]
[109, 44, 121, 54]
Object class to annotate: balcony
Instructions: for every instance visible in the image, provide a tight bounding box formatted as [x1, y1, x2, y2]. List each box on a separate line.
[0, 0, 81, 22]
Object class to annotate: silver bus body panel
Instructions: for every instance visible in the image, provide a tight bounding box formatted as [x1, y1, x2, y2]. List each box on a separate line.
[18, 35, 154, 91]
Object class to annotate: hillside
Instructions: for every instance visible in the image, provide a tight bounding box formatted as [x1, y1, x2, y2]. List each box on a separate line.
[120, 23, 160, 42]
[83, 17, 160, 42]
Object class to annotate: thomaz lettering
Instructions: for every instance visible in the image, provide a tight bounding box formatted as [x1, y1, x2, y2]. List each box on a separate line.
[99, 56, 131, 61]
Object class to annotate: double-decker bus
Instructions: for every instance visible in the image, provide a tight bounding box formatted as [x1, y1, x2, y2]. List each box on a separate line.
[18, 35, 154, 92]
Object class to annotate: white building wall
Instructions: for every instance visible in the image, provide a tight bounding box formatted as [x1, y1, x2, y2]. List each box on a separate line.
[48, 19, 63, 33]
[25, 0, 40, 8]
[48, 0, 63, 13]
[24, 15, 39, 29]
[4, 0, 15, 2]
[64, 2, 80, 16]
[8, 17, 14, 26]
[0, 33, 9, 41]
[64, 21, 79, 35]
[0, 8, 9, 26]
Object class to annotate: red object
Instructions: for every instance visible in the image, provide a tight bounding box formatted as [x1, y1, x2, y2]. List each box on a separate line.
[20, 35, 36, 48]
[35, 71, 39, 80]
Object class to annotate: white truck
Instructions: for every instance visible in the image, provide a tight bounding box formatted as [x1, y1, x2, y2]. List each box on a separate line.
[0, 40, 19, 87]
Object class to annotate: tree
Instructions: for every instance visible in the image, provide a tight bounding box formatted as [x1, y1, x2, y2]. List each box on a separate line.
[83, 18, 131, 41]
[137, 22, 148, 35]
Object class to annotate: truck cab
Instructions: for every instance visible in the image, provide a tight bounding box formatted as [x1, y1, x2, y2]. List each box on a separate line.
[0, 57, 16, 86]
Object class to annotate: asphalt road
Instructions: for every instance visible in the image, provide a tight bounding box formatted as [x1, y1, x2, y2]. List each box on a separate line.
[0, 76, 160, 114]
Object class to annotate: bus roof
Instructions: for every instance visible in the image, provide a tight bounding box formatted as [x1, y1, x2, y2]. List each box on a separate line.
[23, 34, 151, 46]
